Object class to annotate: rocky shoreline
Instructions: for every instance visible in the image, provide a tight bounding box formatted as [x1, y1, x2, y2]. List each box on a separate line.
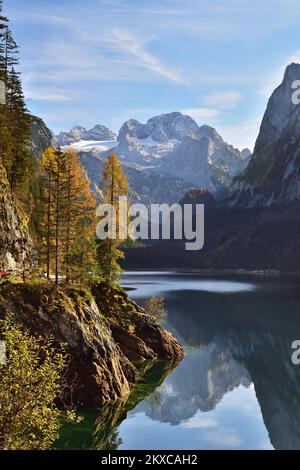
[0, 281, 184, 405]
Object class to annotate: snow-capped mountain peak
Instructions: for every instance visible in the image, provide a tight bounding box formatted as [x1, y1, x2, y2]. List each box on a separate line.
[56, 124, 116, 146]
[56, 111, 251, 204]
[118, 112, 200, 145]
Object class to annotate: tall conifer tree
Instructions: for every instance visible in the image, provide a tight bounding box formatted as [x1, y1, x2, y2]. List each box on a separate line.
[0, 1, 33, 203]
[97, 153, 130, 283]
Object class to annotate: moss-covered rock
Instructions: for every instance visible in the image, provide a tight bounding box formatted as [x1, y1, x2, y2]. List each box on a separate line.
[92, 282, 184, 362]
[0, 281, 183, 405]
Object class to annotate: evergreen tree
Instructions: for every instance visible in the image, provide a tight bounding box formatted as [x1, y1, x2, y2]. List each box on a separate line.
[0, 1, 8, 83]
[97, 153, 130, 283]
[7, 68, 33, 196]
[0, 1, 33, 204]
[0, 2, 11, 174]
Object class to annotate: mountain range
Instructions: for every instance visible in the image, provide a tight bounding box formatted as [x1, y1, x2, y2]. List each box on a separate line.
[56, 124, 117, 146]
[32, 62, 300, 210]
[58, 63, 300, 210]
[55, 113, 251, 204]
[29, 62, 300, 270]
[120, 63, 300, 270]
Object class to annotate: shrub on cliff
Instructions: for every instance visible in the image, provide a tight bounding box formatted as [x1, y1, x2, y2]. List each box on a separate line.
[0, 320, 66, 450]
[144, 296, 168, 321]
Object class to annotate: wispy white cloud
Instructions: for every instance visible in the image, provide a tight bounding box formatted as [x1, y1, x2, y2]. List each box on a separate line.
[182, 415, 218, 429]
[205, 429, 242, 448]
[24, 89, 72, 102]
[111, 28, 184, 84]
[13, 1, 291, 42]
[8, 0, 299, 148]
[205, 91, 242, 109]
[20, 32, 184, 90]
[181, 107, 219, 120]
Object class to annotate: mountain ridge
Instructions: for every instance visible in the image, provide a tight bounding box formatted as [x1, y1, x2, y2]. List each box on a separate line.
[56, 124, 116, 146]
[55, 112, 251, 204]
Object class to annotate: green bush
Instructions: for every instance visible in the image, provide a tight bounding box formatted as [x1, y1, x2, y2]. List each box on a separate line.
[0, 320, 66, 450]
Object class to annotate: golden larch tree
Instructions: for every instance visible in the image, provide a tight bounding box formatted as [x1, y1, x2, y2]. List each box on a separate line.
[97, 153, 130, 283]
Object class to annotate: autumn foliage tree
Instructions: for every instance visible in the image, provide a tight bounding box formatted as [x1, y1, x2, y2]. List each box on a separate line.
[39, 147, 96, 284]
[63, 149, 97, 283]
[97, 153, 130, 283]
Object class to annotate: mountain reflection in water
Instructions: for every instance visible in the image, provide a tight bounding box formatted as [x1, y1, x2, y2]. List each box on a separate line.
[57, 273, 300, 450]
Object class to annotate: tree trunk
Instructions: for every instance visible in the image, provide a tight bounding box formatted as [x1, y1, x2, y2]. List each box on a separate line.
[55, 157, 60, 285]
[108, 163, 115, 282]
[46, 169, 52, 279]
[66, 164, 71, 284]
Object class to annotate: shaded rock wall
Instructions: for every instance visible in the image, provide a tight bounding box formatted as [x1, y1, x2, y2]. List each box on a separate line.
[0, 282, 183, 405]
[0, 163, 33, 272]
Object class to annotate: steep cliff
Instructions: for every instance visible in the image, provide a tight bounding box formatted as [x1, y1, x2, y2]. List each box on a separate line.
[30, 115, 56, 162]
[0, 163, 33, 271]
[232, 63, 300, 207]
[0, 281, 183, 405]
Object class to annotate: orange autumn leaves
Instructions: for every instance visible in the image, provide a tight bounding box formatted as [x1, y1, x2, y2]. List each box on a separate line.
[39, 147, 96, 284]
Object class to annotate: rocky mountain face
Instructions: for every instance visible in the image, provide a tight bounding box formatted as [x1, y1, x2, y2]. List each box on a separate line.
[138, 343, 251, 424]
[0, 115, 50, 273]
[123, 64, 300, 270]
[231, 63, 300, 207]
[78, 149, 194, 204]
[241, 148, 252, 160]
[58, 112, 250, 204]
[56, 124, 116, 146]
[0, 163, 33, 272]
[0, 281, 183, 405]
[30, 115, 56, 162]
[112, 113, 249, 195]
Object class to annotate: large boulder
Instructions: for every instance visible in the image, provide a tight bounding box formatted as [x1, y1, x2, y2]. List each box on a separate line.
[0, 282, 184, 405]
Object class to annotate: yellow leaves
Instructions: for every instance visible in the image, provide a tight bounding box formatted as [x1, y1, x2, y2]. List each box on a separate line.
[38, 146, 97, 284]
[100, 153, 130, 204]
[0, 319, 67, 450]
[144, 296, 168, 321]
[97, 154, 130, 283]
[65, 410, 84, 424]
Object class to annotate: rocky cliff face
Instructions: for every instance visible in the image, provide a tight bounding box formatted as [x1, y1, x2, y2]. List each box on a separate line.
[77, 149, 193, 205]
[0, 163, 33, 272]
[232, 63, 300, 207]
[112, 113, 248, 194]
[30, 115, 56, 162]
[59, 112, 249, 204]
[0, 282, 183, 405]
[163, 124, 249, 190]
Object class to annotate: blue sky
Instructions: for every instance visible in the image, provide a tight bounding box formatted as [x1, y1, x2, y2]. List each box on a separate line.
[6, 0, 300, 149]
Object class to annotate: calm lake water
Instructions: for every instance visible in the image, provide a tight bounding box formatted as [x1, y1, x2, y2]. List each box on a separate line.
[57, 272, 300, 450]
